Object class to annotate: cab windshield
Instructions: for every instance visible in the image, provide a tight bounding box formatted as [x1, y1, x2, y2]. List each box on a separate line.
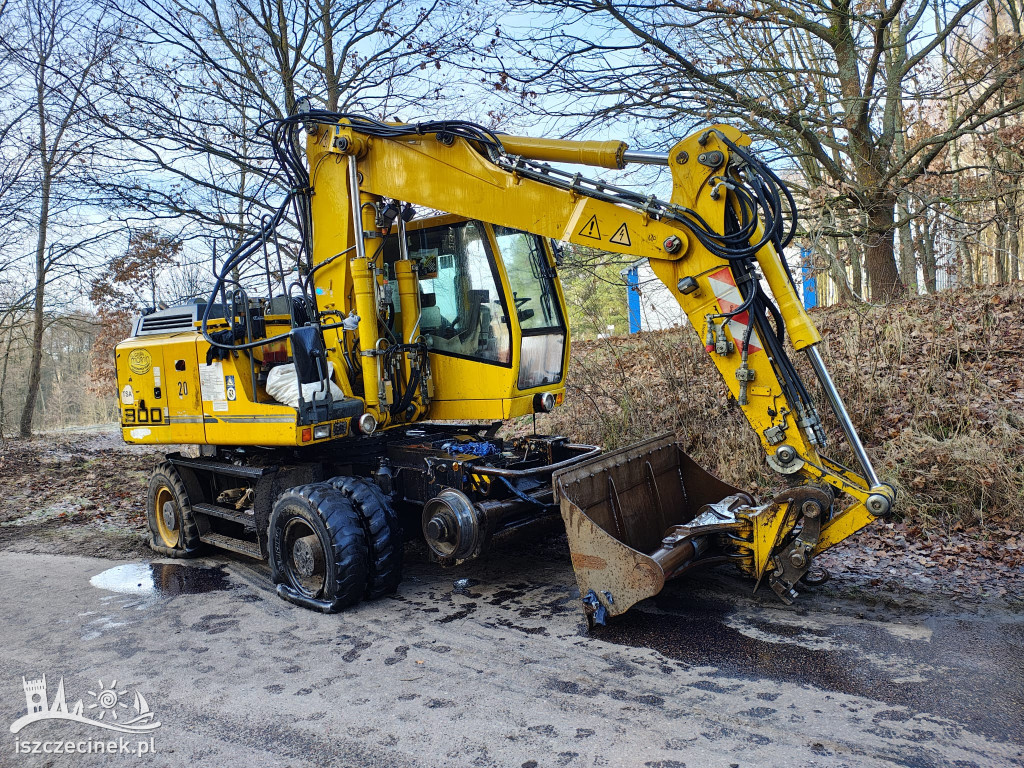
[386, 219, 567, 388]
[492, 226, 564, 332]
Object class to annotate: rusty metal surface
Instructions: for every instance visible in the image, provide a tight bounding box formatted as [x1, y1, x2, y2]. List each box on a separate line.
[740, 485, 833, 583]
[554, 434, 751, 619]
[763, 486, 831, 603]
[559, 496, 665, 619]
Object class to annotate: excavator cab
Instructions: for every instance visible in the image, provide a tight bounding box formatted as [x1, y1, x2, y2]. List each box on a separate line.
[377, 214, 570, 421]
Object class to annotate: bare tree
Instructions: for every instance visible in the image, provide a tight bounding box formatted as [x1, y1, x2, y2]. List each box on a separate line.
[1, 0, 116, 436]
[93, 0, 493, 261]
[486, 0, 1024, 300]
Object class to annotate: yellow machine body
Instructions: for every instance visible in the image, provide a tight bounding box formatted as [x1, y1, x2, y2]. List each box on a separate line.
[116, 320, 346, 448]
[115, 212, 572, 445]
[115, 114, 893, 617]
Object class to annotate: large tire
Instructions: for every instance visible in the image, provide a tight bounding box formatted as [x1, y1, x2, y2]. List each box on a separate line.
[146, 461, 202, 558]
[328, 476, 403, 599]
[268, 483, 368, 613]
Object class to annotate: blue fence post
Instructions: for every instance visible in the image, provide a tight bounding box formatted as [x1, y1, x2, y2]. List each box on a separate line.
[626, 266, 641, 333]
[800, 246, 817, 310]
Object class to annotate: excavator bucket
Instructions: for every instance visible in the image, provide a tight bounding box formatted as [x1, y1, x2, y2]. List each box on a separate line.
[553, 434, 754, 625]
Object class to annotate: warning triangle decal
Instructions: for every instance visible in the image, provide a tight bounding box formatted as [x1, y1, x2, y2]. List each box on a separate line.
[609, 223, 631, 246]
[577, 214, 601, 240]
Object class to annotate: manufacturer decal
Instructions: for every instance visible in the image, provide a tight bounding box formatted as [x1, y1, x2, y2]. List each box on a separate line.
[127, 349, 152, 376]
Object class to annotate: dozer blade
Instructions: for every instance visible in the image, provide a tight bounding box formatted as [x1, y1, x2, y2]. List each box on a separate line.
[553, 434, 756, 625]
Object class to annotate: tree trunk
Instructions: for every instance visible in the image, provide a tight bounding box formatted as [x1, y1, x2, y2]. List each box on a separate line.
[863, 196, 905, 300]
[1009, 206, 1020, 282]
[956, 227, 974, 288]
[850, 247, 862, 297]
[993, 206, 1008, 284]
[19, 260, 47, 437]
[321, 0, 340, 111]
[0, 322, 17, 439]
[20, 102, 51, 438]
[822, 236, 856, 304]
[891, 25, 917, 297]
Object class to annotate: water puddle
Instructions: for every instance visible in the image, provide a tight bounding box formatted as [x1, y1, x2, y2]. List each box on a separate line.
[452, 578, 480, 596]
[90, 563, 233, 596]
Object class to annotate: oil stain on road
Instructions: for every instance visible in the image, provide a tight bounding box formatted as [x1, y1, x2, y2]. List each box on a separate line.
[91, 562, 234, 596]
[593, 583, 1024, 743]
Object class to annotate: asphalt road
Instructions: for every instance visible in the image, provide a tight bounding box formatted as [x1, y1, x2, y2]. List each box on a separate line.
[0, 541, 1021, 768]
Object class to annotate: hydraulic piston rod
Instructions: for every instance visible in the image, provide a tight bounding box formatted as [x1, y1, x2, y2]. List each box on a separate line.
[621, 150, 669, 166]
[805, 346, 881, 489]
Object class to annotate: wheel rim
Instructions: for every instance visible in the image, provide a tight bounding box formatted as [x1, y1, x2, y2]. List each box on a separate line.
[282, 518, 327, 599]
[154, 485, 180, 548]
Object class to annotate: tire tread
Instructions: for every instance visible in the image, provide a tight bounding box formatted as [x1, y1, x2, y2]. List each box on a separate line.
[328, 476, 403, 599]
[269, 483, 368, 612]
[146, 461, 202, 558]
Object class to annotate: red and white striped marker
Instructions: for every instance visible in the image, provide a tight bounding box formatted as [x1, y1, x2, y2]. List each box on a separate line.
[707, 267, 761, 353]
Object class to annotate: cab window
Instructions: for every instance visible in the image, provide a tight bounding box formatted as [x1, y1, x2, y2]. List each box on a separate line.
[492, 226, 566, 389]
[407, 221, 511, 365]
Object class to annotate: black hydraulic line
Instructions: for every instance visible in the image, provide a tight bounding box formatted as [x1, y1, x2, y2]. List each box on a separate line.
[260, 214, 274, 299]
[708, 129, 799, 249]
[302, 245, 356, 295]
[265, 109, 799, 284]
[757, 284, 786, 346]
[709, 205, 758, 322]
[200, 194, 299, 351]
[751, 293, 821, 443]
[751, 301, 801, 409]
[254, 109, 794, 268]
[497, 476, 548, 508]
[391, 358, 421, 417]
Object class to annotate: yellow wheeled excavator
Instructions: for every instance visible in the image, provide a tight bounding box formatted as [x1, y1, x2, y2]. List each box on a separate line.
[115, 110, 893, 623]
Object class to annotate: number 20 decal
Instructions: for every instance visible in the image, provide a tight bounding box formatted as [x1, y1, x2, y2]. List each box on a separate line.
[178, 381, 188, 398]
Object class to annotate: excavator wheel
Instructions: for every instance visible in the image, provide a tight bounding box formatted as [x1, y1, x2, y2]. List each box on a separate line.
[328, 476, 403, 599]
[146, 462, 202, 558]
[268, 483, 368, 613]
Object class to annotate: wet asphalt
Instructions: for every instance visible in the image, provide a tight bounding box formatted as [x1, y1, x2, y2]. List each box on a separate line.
[0, 541, 1021, 767]
[595, 588, 1024, 745]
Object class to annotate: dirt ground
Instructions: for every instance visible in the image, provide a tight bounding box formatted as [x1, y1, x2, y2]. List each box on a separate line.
[2, 427, 1021, 605]
[0, 427, 165, 561]
[1, 428, 1023, 767]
